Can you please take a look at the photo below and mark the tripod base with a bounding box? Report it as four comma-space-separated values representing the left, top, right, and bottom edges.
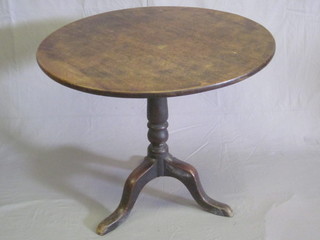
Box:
97, 98, 233, 236
96, 155, 233, 235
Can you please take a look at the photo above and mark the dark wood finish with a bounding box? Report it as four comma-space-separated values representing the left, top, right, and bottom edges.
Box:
37, 7, 275, 98
147, 97, 169, 162
96, 98, 233, 235
36, 6, 275, 236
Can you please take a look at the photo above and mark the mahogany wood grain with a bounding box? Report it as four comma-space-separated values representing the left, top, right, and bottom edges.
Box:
37, 7, 275, 98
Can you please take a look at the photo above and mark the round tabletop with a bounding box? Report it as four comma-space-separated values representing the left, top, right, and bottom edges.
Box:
37, 7, 275, 98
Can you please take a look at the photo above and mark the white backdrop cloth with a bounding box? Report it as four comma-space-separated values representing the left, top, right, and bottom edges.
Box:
1, 0, 320, 239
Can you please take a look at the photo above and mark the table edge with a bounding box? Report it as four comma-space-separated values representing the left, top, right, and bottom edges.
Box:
37, 46, 275, 98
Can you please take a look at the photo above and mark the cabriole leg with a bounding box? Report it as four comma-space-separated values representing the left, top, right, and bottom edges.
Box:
164, 157, 233, 217
96, 158, 158, 235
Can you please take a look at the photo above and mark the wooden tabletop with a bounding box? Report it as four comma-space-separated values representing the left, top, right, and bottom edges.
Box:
37, 7, 275, 98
